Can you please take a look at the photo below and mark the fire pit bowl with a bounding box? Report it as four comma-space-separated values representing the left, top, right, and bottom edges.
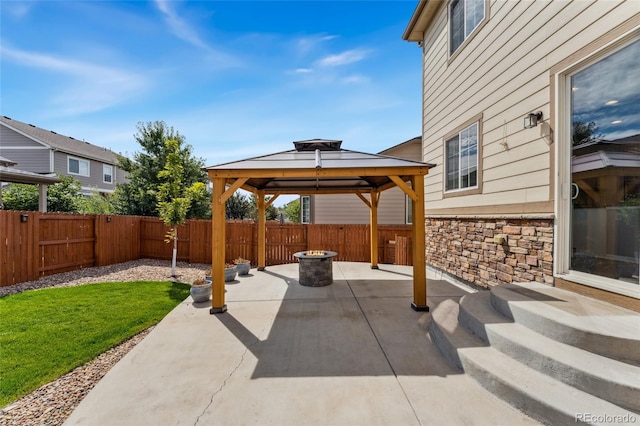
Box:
293, 250, 338, 287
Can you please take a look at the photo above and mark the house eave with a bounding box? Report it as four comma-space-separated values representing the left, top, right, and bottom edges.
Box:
402, 0, 444, 42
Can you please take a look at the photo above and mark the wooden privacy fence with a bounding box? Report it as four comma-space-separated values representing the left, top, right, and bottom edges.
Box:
1, 211, 412, 286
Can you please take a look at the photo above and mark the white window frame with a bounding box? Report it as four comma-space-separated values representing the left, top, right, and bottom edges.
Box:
444, 121, 479, 193
301, 196, 311, 224
405, 195, 413, 225
449, 0, 485, 56
554, 31, 640, 299
103, 164, 113, 184
67, 156, 90, 177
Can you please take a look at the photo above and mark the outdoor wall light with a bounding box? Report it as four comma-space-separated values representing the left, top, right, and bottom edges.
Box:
524, 111, 543, 129
106, 216, 112, 223
20, 214, 28, 223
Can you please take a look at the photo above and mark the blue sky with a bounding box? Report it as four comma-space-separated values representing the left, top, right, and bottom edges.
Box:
1, 1, 422, 179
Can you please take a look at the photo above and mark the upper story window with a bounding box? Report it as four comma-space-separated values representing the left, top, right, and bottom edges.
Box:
445, 121, 479, 192
449, 0, 485, 56
103, 164, 113, 184
68, 156, 89, 177
301, 196, 310, 224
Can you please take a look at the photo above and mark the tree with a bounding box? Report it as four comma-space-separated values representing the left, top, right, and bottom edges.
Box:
2, 184, 39, 211
572, 121, 602, 146
247, 194, 279, 221
282, 199, 301, 223
226, 192, 251, 219
157, 139, 201, 277
113, 121, 208, 217
77, 189, 114, 214
2, 175, 82, 212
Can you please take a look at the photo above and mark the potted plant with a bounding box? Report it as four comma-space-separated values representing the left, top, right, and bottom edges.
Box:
233, 257, 251, 275
190, 277, 211, 303
225, 263, 237, 282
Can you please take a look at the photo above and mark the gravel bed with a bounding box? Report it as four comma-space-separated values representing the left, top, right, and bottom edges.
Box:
0, 259, 210, 426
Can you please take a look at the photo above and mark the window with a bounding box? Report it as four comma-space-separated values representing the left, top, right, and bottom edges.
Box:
445, 121, 478, 192
103, 165, 113, 184
68, 157, 89, 177
449, 0, 485, 55
556, 35, 639, 296
301, 196, 311, 224
406, 196, 413, 225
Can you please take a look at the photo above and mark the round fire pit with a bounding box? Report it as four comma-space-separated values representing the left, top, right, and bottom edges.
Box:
293, 250, 338, 287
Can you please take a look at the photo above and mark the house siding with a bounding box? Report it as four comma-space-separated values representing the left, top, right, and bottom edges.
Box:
0, 127, 51, 172
422, 0, 634, 213
417, 0, 639, 302
53, 151, 117, 193
313, 188, 408, 224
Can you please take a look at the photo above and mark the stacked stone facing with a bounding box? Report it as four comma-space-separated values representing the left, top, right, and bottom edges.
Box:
425, 218, 554, 288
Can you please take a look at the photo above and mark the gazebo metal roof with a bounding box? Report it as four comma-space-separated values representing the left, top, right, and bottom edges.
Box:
205, 139, 434, 194
204, 139, 434, 315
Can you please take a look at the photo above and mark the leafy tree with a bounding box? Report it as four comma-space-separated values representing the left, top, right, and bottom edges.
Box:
282, 199, 301, 223
186, 182, 211, 219
572, 121, 602, 146
77, 189, 114, 214
113, 121, 208, 217
2, 175, 82, 212
157, 139, 203, 277
247, 194, 279, 221
47, 175, 82, 212
2, 184, 39, 211
226, 192, 251, 219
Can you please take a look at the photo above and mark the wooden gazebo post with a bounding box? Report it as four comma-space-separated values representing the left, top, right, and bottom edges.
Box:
211, 177, 227, 313
411, 174, 428, 311
369, 190, 380, 269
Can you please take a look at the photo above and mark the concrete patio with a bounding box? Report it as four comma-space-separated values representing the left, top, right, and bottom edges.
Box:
64, 262, 539, 425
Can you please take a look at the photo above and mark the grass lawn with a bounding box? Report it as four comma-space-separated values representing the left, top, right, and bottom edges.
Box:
0, 281, 190, 407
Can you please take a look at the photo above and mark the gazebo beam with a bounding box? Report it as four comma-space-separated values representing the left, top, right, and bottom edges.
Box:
220, 177, 248, 203
209, 166, 430, 179
411, 174, 428, 311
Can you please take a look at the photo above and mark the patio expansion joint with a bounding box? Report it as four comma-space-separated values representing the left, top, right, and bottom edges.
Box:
343, 274, 423, 426
193, 318, 273, 426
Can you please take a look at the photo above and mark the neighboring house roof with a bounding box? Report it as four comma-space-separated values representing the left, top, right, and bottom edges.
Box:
378, 136, 421, 155
0, 155, 17, 167
0, 116, 119, 165
205, 138, 434, 193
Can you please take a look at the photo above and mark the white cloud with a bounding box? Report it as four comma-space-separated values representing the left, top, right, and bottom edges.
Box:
316, 49, 370, 67
294, 68, 313, 73
154, 0, 209, 50
3, 2, 33, 18
294, 34, 338, 55
1, 44, 149, 116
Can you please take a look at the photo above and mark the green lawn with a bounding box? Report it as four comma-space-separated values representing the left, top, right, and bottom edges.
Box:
0, 281, 190, 407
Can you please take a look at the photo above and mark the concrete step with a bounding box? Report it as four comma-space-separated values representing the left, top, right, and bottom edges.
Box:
459, 292, 640, 412
490, 283, 640, 365
459, 346, 638, 426
428, 298, 487, 370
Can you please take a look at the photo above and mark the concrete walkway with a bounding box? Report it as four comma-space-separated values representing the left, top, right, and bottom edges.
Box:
64, 262, 539, 426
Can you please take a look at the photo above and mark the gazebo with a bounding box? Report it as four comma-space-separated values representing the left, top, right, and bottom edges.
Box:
205, 139, 434, 314
0, 155, 61, 212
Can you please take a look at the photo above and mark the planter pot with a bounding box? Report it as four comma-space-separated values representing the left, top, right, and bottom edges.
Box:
225, 267, 237, 282
190, 283, 211, 303
235, 262, 251, 275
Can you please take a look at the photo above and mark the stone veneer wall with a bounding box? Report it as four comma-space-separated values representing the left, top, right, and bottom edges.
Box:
425, 218, 554, 288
